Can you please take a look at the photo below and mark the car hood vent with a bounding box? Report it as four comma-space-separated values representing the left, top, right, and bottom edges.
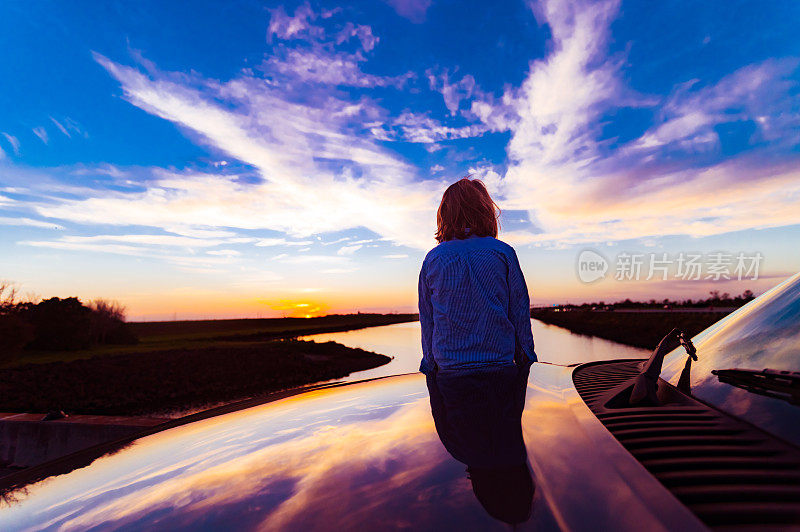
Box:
574, 360, 800, 530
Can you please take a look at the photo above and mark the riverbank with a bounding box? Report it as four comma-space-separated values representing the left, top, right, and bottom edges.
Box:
11, 313, 418, 367
531, 309, 734, 350
0, 339, 391, 416
0, 314, 418, 416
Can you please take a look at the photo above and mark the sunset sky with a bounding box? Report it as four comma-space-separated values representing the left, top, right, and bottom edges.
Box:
2, 0, 800, 320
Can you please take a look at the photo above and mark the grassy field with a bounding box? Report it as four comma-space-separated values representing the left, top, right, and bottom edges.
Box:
0, 339, 391, 416
0, 313, 416, 416
11, 313, 418, 367
531, 309, 734, 350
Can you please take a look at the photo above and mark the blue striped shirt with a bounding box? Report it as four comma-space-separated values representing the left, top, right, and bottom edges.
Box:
418, 234, 537, 374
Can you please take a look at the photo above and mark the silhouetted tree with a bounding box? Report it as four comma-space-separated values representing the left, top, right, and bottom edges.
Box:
0, 281, 35, 361
25, 297, 93, 351
0, 281, 18, 308
1, 286, 138, 354
89, 299, 122, 344
89, 299, 137, 345
544, 290, 757, 313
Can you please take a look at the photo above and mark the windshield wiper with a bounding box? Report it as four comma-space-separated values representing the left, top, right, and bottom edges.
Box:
630, 328, 696, 405
711, 368, 800, 406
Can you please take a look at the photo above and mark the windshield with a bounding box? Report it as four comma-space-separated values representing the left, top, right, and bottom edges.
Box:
661, 272, 800, 447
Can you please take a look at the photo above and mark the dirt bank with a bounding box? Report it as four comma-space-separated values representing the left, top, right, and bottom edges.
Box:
0, 339, 390, 416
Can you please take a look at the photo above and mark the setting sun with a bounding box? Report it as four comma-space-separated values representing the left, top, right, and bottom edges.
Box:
264, 299, 329, 318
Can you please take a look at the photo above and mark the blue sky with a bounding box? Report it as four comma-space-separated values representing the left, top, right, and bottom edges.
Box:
1, 0, 800, 319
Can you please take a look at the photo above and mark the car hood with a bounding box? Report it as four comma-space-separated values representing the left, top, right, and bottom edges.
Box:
0, 362, 704, 532
660, 271, 800, 446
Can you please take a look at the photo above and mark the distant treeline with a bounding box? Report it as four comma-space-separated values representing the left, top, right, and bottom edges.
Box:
531, 309, 732, 350
531, 290, 758, 350
1, 283, 137, 356
541, 290, 756, 311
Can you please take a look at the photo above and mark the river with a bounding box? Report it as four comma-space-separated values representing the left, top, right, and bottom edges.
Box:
300, 319, 649, 382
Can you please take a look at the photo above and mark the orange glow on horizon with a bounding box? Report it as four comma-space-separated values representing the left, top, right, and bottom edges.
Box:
57, 270, 782, 322
262, 299, 330, 318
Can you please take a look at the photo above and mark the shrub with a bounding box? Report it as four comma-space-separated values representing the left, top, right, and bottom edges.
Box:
24, 297, 94, 351
89, 299, 137, 345
0, 284, 140, 353
0, 312, 34, 362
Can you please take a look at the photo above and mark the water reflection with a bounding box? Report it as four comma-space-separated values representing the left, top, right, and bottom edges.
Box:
301, 319, 649, 382
427, 363, 534, 525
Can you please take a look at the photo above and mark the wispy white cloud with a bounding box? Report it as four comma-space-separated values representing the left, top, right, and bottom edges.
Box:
0, 216, 64, 230
506, 0, 625, 170
385, 0, 432, 23
629, 59, 800, 153
206, 249, 241, 256
274, 254, 351, 265
34, 51, 444, 250
56, 234, 238, 247
20, 237, 250, 274
50, 117, 71, 138
45, 117, 88, 140
65, 117, 88, 139
1, 133, 20, 156
375, 112, 488, 143
264, 47, 411, 88
255, 237, 314, 247
267, 3, 322, 42
22, 239, 155, 257
320, 236, 352, 246
6, 6, 443, 261
382, 254, 408, 259
424, 143, 443, 153
18, 0, 800, 261
426, 69, 476, 116
159, 254, 242, 268
264, 3, 399, 89
392, 68, 517, 141
492, 0, 800, 245
336, 243, 363, 255
336, 22, 379, 52
32, 126, 49, 145
17, 232, 256, 265
165, 227, 238, 239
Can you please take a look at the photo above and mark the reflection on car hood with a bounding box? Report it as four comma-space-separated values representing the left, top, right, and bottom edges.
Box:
427, 364, 534, 524
661, 272, 800, 447
1, 359, 710, 531
1, 375, 545, 531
